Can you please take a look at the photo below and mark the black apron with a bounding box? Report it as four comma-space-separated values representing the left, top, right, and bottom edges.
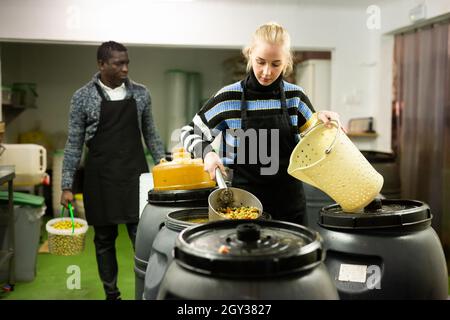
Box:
83, 84, 148, 226
231, 80, 306, 224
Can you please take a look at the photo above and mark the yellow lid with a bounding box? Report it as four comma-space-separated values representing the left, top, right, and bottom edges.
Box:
152, 148, 216, 191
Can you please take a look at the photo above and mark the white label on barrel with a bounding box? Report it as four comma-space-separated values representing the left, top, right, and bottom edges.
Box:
338, 264, 367, 283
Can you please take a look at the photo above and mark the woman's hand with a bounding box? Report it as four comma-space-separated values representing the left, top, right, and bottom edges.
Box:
317, 110, 348, 133
204, 151, 226, 180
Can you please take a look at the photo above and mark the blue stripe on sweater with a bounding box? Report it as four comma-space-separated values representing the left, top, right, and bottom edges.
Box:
225, 115, 302, 129
225, 118, 242, 129
215, 81, 243, 96
224, 132, 239, 146
216, 81, 304, 94
299, 101, 313, 120
290, 115, 298, 126
204, 100, 240, 121
205, 97, 303, 121
215, 80, 303, 96
283, 81, 305, 93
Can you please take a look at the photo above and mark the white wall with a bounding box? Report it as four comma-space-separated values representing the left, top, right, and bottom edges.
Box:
1, 43, 238, 145
0, 0, 369, 48
1, 0, 449, 152
0, 0, 380, 148
380, 0, 450, 33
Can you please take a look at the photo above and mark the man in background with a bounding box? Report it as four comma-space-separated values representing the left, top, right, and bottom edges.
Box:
61, 41, 165, 300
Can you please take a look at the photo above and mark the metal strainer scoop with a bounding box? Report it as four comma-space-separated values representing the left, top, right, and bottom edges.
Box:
208, 168, 263, 221
215, 168, 233, 205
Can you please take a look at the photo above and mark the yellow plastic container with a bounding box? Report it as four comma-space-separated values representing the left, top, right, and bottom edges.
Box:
0, 144, 47, 186
288, 121, 383, 212
152, 148, 216, 191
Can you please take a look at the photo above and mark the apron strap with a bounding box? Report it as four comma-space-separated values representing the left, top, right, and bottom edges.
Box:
94, 83, 107, 101
279, 81, 298, 137
279, 80, 288, 112
240, 80, 248, 122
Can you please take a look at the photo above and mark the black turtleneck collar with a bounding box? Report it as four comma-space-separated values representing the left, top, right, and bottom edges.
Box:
245, 69, 283, 93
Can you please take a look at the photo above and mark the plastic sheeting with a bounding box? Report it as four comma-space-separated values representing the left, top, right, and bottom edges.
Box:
186, 72, 202, 121
164, 71, 188, 151
164, 70, 202, 152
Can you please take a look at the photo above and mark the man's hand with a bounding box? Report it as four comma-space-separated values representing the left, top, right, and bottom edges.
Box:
60, 190, 74, 208
204, 152, 226, 180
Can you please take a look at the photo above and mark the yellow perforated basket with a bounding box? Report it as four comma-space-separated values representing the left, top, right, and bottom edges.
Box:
288, 121, 383, 212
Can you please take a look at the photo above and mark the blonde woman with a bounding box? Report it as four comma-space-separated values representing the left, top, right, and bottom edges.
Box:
181, 22, 340, 224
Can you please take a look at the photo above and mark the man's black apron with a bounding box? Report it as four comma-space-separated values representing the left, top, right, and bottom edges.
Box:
231, 80, 306, 224
83, 84, 148, 226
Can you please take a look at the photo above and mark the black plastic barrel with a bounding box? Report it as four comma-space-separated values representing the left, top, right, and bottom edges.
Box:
361, 151, 401, 199
134, 188, 213, 300
143, 209, 271, 300
317, 199, 448, 299
303, 183, 335, 231
157, 219, 339, 300
143, 208, 208, 300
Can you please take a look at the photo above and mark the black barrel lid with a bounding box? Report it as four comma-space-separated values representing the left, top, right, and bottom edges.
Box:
319, 199, 432, 229
174, 219, 324, 278
360, 150, 396, 163
165, 209, 271, 232
148, 187, 214, 204
166, 208, 209, 232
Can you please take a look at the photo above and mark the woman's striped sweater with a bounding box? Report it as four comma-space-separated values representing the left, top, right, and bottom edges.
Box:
180, 74, 317, 164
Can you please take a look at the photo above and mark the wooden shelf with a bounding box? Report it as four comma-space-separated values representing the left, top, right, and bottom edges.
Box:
347, 132, 378, 138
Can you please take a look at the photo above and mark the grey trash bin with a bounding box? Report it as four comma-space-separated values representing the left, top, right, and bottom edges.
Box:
0, 192, 46, 282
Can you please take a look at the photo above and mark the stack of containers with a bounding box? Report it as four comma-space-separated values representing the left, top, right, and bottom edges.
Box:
165, 70, 187, 151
